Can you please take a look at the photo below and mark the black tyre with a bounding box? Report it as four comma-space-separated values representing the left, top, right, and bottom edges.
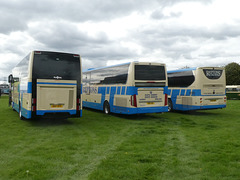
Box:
168, 99, 173, 112
19, 103, 24, 120
8, 91, 12, 107
103, 101, 110, 114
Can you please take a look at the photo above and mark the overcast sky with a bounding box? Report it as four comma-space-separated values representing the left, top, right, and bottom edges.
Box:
1, 0, 240, 82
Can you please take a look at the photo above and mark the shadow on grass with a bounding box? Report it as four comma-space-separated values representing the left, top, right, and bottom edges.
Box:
83, 107, 220, 121
114, 113, 167, 121
172, 110, 219, 116
83, 107, 167, 121
27, 117, 75, 127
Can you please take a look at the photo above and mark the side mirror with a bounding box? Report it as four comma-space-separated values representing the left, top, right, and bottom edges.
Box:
8, 74, 13, 83
14, 77, 19, 82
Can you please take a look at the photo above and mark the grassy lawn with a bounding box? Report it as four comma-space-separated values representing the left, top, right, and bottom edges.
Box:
0, 95, 240, 179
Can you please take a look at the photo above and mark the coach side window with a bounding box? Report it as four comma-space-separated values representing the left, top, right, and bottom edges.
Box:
168, 70, 195, 87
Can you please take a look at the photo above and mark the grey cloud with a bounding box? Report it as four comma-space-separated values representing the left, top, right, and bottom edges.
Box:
0, 14, 27, 34
81, 44, 137, 70
154, 0, 213, 7
199, 48, 240, 59
0, 61, 17, 78
0, 0, 156, 34
29, 21, 110, 51
128, 21, 240, 61
0, 0, 213, 34
134, 23, 240, 47
28, 20, 137, 64
151, 9, 182, 20
151, 10, 165, 20
139, 25, 240, 41
82, 43, 136, 60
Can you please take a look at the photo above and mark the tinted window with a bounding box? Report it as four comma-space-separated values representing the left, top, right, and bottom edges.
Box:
83, 64, 129, 85
135, 65, 166, 80
203, 69, 223, 79
168, 70, 195, 87
32, 51, 80, 81
12, 54, 30, 79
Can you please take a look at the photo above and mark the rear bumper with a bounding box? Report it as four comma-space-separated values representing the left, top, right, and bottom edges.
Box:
174, 104, 226, 111
36, 109, 82, 118
13, 102, 82, 119
120, 106, 169, 114
36, 110, 77, 116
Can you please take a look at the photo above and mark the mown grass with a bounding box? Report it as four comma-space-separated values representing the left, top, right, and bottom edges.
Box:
0, 95, 240, 179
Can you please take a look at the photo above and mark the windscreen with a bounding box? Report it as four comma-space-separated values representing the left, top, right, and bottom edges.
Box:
135, 65, 166, 80
32, 51, 80, 80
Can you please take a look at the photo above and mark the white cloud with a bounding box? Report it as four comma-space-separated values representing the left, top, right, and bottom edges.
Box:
166, 0, 240, 27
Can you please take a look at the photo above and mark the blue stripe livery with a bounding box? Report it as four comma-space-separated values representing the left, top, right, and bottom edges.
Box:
168, 88, 226, 111
83, 86, 168, 114
13, 81, 80, 119
37, 82, 77, 86
83, 101, 168, 114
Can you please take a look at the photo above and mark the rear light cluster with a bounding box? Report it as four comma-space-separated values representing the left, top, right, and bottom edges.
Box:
34, 51, 41, 54
165, 94, 168, 106
32, 98, 36, 111
131, 95, 137, 107
224, 97, 227, 103
200, 98, 203, 104
73, 54, 80, 58
77, 98, 81, 111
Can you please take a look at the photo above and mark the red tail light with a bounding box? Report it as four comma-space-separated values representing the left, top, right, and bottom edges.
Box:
32, 98, 36, 111
73, 54, 80, 58
165, 94, 168, 106
77, 98, 80, 111
34, 51, 41, 54
131, 95, 137, 107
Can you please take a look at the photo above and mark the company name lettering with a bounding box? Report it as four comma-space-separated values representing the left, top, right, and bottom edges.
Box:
206, 70, 221, 77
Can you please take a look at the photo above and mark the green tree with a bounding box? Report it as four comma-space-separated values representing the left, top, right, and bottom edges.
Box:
225, 62, 240, 85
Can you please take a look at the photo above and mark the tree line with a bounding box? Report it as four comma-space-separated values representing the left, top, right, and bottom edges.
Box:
225, 62, 240, 85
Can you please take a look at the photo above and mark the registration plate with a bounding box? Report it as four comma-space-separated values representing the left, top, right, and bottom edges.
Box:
147, 102, 155, 105
210, 99, 216, 102
51, 104, 63, 108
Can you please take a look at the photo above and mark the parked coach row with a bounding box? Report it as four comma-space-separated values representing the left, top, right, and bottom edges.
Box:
8, 50, 227, 120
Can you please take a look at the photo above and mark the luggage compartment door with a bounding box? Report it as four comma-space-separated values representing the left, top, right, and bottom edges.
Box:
36, 79, 77, 112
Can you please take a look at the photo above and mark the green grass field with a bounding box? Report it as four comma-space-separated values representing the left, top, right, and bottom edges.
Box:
0, 95, 240, 180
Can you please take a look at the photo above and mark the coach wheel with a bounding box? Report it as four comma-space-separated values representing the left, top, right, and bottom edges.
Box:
168, 99, 173, 112
8, 91, 12, 107
103, 101, 110, 114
